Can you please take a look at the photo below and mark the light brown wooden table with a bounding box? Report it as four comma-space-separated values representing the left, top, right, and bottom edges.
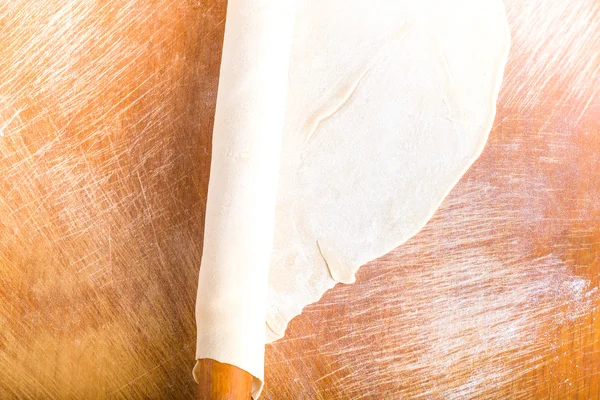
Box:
0, 0, 598, 398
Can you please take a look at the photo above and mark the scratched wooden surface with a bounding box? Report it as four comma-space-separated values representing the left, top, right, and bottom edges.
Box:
0, 0, 598, 399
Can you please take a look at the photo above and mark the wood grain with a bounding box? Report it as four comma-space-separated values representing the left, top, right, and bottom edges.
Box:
0, 0, 598, 399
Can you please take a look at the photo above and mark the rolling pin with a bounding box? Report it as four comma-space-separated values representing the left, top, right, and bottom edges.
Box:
197, 359, 253, 400
194, 0, 296, 398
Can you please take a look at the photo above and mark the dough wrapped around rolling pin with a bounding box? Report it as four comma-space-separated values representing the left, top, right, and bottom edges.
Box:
193, 0, 296, 397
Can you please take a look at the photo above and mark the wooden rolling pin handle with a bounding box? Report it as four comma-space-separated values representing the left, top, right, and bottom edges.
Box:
197, 359, 254, 400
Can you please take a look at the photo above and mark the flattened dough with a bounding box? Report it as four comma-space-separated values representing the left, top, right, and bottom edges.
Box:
265, 0, 510, 342
195, 0, 510, 398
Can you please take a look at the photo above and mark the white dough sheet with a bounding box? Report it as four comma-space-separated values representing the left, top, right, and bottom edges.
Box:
194, 0, 510, 397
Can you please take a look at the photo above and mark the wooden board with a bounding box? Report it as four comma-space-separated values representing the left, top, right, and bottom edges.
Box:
0, 0, 598, 398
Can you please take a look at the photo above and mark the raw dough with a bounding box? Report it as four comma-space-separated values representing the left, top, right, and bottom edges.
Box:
194, 0, 296, 397
195, 0, 510, 398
